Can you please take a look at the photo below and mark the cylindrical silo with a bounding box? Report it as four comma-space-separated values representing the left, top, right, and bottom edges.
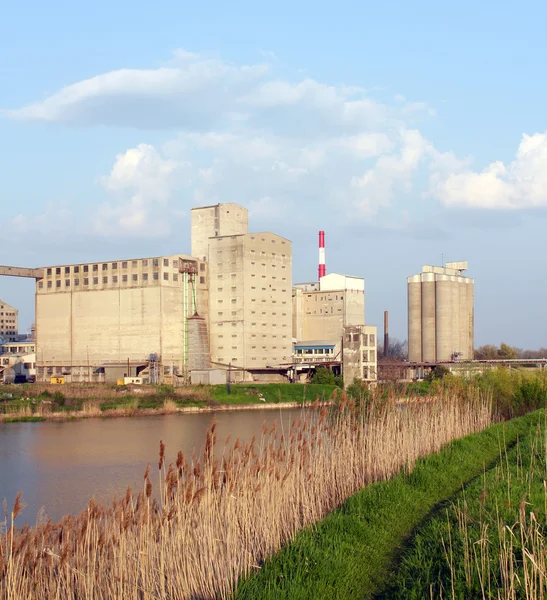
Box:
466, 280, 474, 359
435, 275, 452, 362
407, 275, 422, 362
450, 276, 460, 358
458, 279, 468, 361
421, 272, 436, 362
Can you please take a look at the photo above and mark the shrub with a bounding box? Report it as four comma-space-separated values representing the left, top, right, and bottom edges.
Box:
311, 367, 336, 385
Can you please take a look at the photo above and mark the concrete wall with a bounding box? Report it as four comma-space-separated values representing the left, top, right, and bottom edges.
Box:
35, 254, 209, 380
407, 275, 422, 362
208, 232, 292, 370
296, 288, 365, 342
191, 203, 248, 261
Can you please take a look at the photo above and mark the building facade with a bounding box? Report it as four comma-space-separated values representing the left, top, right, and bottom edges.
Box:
407, 262, 474, 363
0, 341, 36, 383
342, 325, 378, 385
0, 300, 18, 341
35, 255, 208, 382
208, 232, 293, 376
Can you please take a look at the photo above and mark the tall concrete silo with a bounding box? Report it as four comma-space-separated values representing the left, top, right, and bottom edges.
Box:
407, 262, 474, 364
435, 274, 453, 362
407, 274, 422, 362
421, 272, 436, 362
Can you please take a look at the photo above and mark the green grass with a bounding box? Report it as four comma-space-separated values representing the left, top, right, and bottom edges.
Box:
211, 383, 339, 405
233, 411, 544, 600
381, 414, 547, 599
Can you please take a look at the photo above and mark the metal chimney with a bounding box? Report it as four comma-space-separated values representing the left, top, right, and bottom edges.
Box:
384, 311, 389, 358
318, 230, 326, 279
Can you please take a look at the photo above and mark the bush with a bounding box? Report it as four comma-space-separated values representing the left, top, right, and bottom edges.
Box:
311, 367, 336, 385
52, 391, 66, 405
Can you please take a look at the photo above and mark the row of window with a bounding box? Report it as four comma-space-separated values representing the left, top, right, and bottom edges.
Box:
39, 274, 206, 289
294, 348, 335, 355
45, 260, 206, 276
345, 333, 376, 345
0, 311, 16, 316
216, 334, 288, 339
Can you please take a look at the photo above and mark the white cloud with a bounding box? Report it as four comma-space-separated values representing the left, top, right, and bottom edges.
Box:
96, 144, 189, 236
434, 132, 547, 209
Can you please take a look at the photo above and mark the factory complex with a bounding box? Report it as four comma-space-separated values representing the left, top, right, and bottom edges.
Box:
0, 202, 379, 386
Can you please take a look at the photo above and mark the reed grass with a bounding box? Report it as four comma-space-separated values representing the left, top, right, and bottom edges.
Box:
0, 392, 491, 600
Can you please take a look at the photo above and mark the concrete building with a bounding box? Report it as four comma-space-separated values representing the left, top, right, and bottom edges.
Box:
34, 254, 209, 382
0, 341, 36, 383
407, 262, 474, 363
292, 271, 377, 385
208, 231, 293, 378
0, 300, 18, 341
293, 274, 365, 342
342, 325, 378, 384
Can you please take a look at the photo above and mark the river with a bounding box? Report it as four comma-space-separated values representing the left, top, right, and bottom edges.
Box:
0, 408, 305, 525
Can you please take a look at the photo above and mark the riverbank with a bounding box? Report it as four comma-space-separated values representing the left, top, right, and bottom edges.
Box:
0, 382, 341, 422
233, 410, 543, 599
0, 395, 491, 599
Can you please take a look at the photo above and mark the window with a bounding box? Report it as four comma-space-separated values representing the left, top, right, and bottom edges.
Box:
93, 264, 98, 272
163, 273, 169, 281
74, 279, 80, 286
153, 272, 159, 280
143, 273, 148, 281
74, 266, 79, 274
173, 273, 178, 281
163, 258, 169, 266
132, 260, 138, 267
122, 261, 128, 268
47, 281, 52, 288
47, 268, 52, 275
132, 274, 138, 282
84, 278, 89, 286
102, 264, 108, 271
142, 259, 148, 267
83, 265, 89, 273
172, 260, 178, 268
112, 276, 118, 283
363, 334, 368, 346
152, 259, 159, 267
56, 281, 61, 288
122, 275, 128, 282
370, 334, 375, 345
200, 277, 205, 284
112, 262, 117, 269
93, 277, 98, 285
200, 263, 205, 272
102, 276, 108, 284
353, 334, 360, 342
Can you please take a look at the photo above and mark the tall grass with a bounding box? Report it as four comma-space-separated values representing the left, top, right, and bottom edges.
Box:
0, 392, 491, 600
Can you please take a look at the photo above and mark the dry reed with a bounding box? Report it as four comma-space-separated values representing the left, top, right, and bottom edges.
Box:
0, 392, 491, 600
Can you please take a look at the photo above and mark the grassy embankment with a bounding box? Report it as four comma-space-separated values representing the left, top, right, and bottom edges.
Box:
0, 382, 341, 422
234, 410, 545, 600
382, 412, 547, 599
0, 392, 490, 599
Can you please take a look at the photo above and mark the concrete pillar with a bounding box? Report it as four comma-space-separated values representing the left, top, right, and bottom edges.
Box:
407, 275, 422, 362
421, 273, 436, 362
466, 280, 474, 359
450, 276, 460, 357
435, 275, 452, 362
187, 315, 210, 372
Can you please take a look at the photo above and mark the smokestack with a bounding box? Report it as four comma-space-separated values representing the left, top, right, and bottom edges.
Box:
384, 311, 389, 358
318, 230, 326, 280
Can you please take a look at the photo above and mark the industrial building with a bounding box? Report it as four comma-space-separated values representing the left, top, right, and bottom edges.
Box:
291, 232, 377, 385
0, 340, 36, 383
0, 299, 19, 342
0, 207, 380, 386
407, 262, 474, 363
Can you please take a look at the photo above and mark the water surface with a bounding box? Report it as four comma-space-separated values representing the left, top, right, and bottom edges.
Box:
0, 408, 304, 525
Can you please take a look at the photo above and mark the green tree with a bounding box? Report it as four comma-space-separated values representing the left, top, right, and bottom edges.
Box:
311, 366, 335, 385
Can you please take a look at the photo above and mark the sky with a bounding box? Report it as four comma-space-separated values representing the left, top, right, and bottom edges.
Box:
1, 0, 547, 349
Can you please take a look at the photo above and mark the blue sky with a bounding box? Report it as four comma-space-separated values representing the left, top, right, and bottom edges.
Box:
1, 0, 547, 348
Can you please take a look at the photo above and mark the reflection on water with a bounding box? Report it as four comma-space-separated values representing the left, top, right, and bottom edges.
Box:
0, 408, 304, 525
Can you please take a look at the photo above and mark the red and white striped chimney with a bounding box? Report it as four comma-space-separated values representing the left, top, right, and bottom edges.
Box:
318, 230, 326, 280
